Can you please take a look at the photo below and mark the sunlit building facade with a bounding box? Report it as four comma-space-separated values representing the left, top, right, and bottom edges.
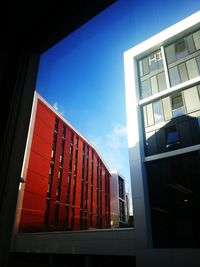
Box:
124, 10, 200, 263
16, 92, 111, 232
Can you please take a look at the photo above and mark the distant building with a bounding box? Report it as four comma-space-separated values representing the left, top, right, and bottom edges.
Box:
15, 92, 111, 232
124, 10, 200, 266
110, 171, 126, 227
125, 192, 130, 223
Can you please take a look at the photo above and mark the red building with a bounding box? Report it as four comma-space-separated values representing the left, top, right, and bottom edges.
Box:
16, 92, 111, 232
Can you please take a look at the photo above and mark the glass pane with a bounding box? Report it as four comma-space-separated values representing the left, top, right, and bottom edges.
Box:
151, 76, 158, 95
143, 106, 148, 127
171, 94, 185, 117
186, 58, 199, 79
165, 44, 176, 64
183, 86, 200, 113
165, 124, 179, 148
153, 100, 164, 123
193, 30, 200, 50
143, 57, 150, 75
139, 60, 143, 76
162, 97, 172, 121
146, 103, 154, 126
169, 66, 180, 87
196, 56, 200, 73
149, 53, 158, 72
157, 71, 167, 92
186, 34, 196, 54
141, 79, 151, 99
167, 131, 179, 144
175, 39, 188, 59
178, 62, 188, 83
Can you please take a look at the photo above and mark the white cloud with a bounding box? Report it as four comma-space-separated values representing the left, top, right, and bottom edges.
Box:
106, 124, 127, 149
53, 102, 58, 110
53, 101, 65, 116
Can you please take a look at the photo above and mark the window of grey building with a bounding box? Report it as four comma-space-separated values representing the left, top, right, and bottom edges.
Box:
151, 76, 159, 94
197, 56, 200, 72
119, 200, 125, 222
165, 29, 200, 87
178, 63, 189, 83
118, 177, 124, 199
165, 125, 179, 148
171, 94, 185, 118
183, 86, 200, 113
186, 58, 199, 79
193, 30, 200, 50
139, 50, 163, 77
169, 66, 180, 87
175, 39, 188, 60
153, 100, 164, 123
162, 97, 172, 121
146, 152, 200, 248
139, 49, 165, 99
141, 78, 151, 98
157, 71, 167, 91
146, 103, 154, 126
143, 106, 148, 127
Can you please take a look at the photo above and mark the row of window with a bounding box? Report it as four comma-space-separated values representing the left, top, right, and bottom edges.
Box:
165, 29, 200, 64
139, 49, 163, 77
169, 55, 200, 87
46, 118, 110, 229
138, 28, 200, 100
140, 71, 167, 99
143, 85, 200, 128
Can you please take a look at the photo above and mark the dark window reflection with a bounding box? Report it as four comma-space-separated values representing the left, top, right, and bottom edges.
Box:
147, 151, 200, 248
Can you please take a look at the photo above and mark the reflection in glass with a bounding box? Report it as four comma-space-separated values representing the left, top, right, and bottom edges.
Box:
171, 94, 185, 118
153, 100, 164, 123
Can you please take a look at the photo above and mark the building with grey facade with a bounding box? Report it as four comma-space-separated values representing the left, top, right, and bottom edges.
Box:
124, 10, 200, 266
110, 171, 127, 228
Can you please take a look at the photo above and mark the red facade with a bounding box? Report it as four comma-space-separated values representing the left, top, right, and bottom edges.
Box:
18, 93, 111, 232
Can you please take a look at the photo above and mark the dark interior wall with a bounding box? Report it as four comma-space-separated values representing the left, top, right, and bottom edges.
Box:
0, 2, 116, 267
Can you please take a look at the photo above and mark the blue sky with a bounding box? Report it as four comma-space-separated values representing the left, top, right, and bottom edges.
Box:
36, 0, 200, 205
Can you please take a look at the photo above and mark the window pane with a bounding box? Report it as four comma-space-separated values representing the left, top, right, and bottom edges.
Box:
146, 103, 154, 126
196, 56, 200, 73
151, 76, 158, 95
139, 60, 143, 77
198, 85, 200, 96
175, 39, 188, 59
165, 44, 176, 64
143, 106, 148, 127
149, 53, 158, 72
165, 125, 179, 148
145, 131, 157, 156
142, 58, 149, 75
171, 94, 185, 118
186, 34, 196, 54
157, 71, 167, 92
178, 62, 188, 83
169, 66, 180, 87
162, 97, 172, 121
193, 30, 200, 50
183, 86, 200, 113
141, 79, 151, 99
186, 58, 199, 79
153, 100, 164, 123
